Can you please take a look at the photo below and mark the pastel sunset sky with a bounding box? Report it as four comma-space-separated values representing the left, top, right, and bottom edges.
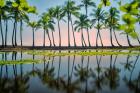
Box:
1, 0, 140, 46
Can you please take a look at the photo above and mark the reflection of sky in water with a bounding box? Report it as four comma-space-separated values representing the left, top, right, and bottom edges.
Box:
0, 51, 140, 93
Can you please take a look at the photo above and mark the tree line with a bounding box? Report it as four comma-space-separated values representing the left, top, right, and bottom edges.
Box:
0, 0, 140, 47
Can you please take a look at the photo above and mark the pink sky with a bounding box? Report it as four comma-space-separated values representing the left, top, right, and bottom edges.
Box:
21, 24, 137, 46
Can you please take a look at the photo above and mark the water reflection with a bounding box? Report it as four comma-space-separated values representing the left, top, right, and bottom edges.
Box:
0, 51, 140, 93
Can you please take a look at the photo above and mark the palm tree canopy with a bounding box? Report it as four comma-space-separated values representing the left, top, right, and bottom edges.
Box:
105, 7, 120, 29
120, 1, 139, 15
39, 13, 55, 31
63, 0, 80, 18
68, 0, 80, 18
5, 0, 36, 22
74, 14, 91, 32
90, 7, 107, 29
80, 0, 96, 8
53, 6, 64, 21
27, 21, 40, 31
99, 0, 111, 7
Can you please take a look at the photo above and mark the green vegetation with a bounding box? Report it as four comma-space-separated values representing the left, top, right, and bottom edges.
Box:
26, 50, 140, 56
0, 59, 51, 65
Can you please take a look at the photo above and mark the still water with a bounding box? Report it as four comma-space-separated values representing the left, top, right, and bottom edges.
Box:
0, 51, 140, 93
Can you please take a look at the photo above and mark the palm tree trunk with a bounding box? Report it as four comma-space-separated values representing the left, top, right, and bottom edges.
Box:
43, 29, 46, 47
14, 19, 17, 46
70, 14, 76, 47
110, 28, 114, 47
113, 29, 122, 47
58, 20, 61, 47
82, 29, 86, 47
134, 30, 140, 45
32, 28, 35, 47
68, 13, 70, 47
81, 29, 84, 46
51, 31, 55, 47
127, 34, 132, 47
85, 6, 91, 47
98, 29, 103, 47
96, 30, 99, 47
46, 30, 52, 47
86, 29, 91, 47
0, 16, 4, 47
20, 20, 23, 47
12, 20, 15, 47
5, 19, 8, 47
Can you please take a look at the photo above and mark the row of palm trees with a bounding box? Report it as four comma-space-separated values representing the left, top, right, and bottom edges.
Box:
0, 0, 140, 47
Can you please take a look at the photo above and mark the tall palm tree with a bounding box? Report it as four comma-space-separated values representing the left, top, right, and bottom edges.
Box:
63, 0, 71, 47
68, 0, 80, 47
106, 7, 122, 47
20, 5, 36, 47
74, 14, 90, 47
45, 19, 55, 47
40, 13, 55, 47
11, 0, 21, 47
27, 21, 40, 47
3, 13, 10, 47
47, 8, 56, 47
80, 0, 96, 47
0, 0, 5, 47
120, 2, 139, 46
91, 7, 107, 47
53, 6, 64, 47
40, 13, 49, 47
19, 14, 30, 47
10, 0, 36, 47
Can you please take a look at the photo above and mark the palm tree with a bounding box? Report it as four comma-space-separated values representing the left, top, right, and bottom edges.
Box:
0, 0, 5, 47
11, 0, 21, 47
80, 0, 96, 47
106, 7, 122, 47
27, 21, 40, 47
19, 14, 30, 47
74, 14, 90, 47
10, 0, 36, 47
47, 8, 56, 47
68, 0, 80, 47
91, 7, 107, 47
20, 4, 36, 47
63, 0, 71, 47
104, 55, 120, 90
120, 2, 139, 46
3, 13, 10, 47
40, 13, 49, 47
53, 6, 64, 47
40, 13, 55, 47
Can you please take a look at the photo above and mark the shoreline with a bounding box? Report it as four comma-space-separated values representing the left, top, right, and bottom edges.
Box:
0, 45, 140, 51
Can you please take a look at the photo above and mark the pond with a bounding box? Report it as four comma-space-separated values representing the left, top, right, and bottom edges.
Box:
0, 50, 140, 93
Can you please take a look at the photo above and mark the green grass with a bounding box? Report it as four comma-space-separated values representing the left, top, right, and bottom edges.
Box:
0, 59, 51, 65
26, 50, 140, 56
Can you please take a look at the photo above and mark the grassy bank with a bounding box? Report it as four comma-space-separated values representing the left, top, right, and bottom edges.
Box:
0, 59, 51, 65
26, 50, 140, 56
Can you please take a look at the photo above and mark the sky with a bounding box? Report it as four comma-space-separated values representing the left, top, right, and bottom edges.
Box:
1, 0, 140, 46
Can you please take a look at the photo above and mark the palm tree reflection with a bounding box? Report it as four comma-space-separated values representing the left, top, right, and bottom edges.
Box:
123, 54, 140, 93
104, 55, 120, 90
